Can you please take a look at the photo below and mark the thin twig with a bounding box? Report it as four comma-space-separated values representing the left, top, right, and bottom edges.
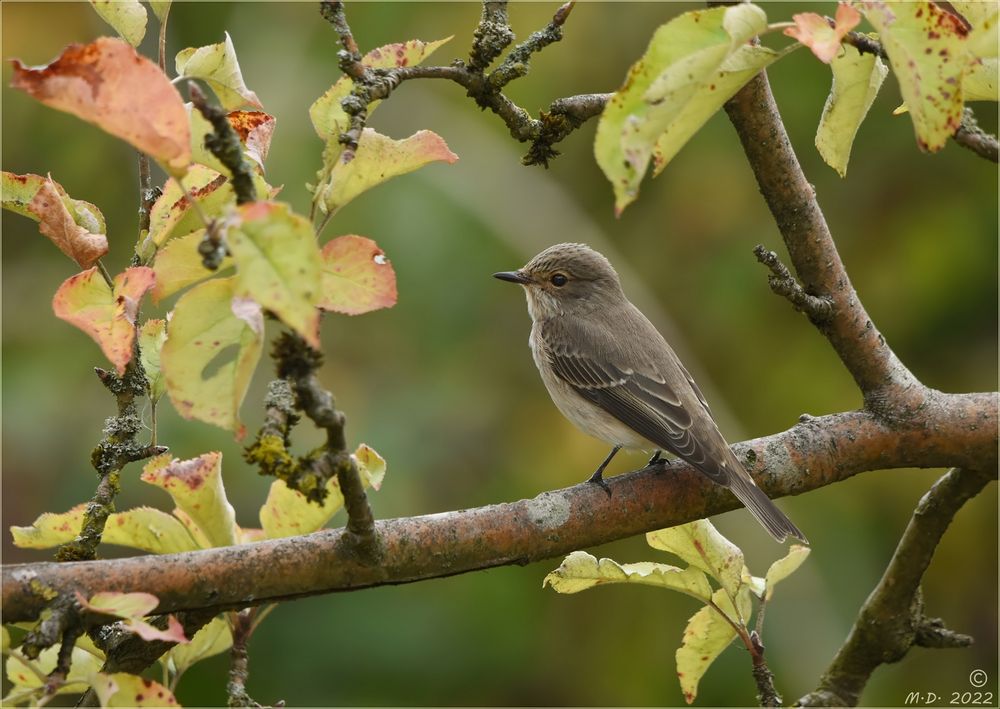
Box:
56, 359, 166, 562
952, 107, 999, 162
753, 245, 833, 322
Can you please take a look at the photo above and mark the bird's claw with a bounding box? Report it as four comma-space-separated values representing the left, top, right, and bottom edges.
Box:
587, 471, 612, 498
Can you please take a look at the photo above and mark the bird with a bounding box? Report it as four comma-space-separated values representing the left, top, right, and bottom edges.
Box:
494, 242, 806, 543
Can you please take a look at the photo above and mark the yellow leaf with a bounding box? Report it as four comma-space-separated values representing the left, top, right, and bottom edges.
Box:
141, 452, 238, 547
543, 550, 713, 601
160, 277, 263, 435
228, 201, 322, 347
815, 43, 888, 176
89, 0, 147, 47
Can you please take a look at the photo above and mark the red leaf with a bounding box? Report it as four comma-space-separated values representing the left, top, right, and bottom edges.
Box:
785, 3, 861, 64
318, 235, 398, 315
52, 266, 156, 374
28, 176, 108, 267
11, 37, 190, 171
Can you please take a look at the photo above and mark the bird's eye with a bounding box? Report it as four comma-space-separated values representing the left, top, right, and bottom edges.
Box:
550, 273, 568, 287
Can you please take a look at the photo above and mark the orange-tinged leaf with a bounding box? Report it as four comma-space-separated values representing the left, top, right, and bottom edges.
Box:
785, 3, 861, 63
141, 452, 238, 547
124, 615, 188, 644
2, 172, 109, 268
52, 266, 156, 374
228, 110, 276, 168
860, 1, 969, 151
160, 277, 263, 436
229, 201, 322, 347
318, 235, 397, 315
317, 128, 458, 216
10, 38, 190, 171
31, 178, 109, 268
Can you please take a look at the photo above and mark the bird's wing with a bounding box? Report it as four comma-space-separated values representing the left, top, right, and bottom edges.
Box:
545, 341, 730, 485
541, 313, 807, 543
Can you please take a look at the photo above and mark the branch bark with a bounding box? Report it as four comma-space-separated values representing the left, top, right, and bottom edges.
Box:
798, 467, 993, 707
4, 393, 995, 623
724, 71, 926, 417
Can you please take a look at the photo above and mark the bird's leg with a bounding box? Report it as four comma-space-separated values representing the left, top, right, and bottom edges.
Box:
646, 450, 663, 468
586, 445, 620, 497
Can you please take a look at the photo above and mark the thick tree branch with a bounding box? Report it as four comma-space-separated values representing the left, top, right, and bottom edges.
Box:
4, 392, 995, 623
797, 467, 994, 707
724, 71, 925, 417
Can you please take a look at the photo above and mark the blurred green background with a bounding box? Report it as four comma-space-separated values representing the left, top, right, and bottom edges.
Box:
3, 2, 997, 706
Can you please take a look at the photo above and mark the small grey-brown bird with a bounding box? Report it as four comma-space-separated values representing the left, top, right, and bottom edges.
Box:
494, 242, 806, 543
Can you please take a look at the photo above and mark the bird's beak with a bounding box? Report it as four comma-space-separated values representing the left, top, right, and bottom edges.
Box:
493, 270, 532, 285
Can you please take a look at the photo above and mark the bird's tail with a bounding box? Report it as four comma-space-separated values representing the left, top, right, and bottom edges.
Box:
726, 465, 808, 544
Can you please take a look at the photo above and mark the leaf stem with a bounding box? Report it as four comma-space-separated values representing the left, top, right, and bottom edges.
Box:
96, 259, 115, 288
158, 3, 171, 73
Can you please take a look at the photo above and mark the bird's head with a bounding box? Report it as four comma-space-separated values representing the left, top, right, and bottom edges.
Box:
493, 243, 625, 320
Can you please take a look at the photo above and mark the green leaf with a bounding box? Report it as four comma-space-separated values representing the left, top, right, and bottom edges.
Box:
260, 443, 386, 539
315, 128, 458, 217
859, 1, 969, 152
52, 266, 156, 375
2, 172, 108, 268
11, 504, 199, 554
138, 319, 168, 403
676, 587, 752, 704
141, 452, 238, 547
89, 0, 147, 47
175, 32, 262, 111
318, 235, 398, 315
815, 43, 888, 177
151, 228, 233, 303
10, 38, 190, 172
162, 616, 231, 676
160, 277, 263, 435
647, 520, 744, 600
594, 4, 778, 215
228, 201, 322, 347
543, 550, 713, 601
149, 0, 171, 23
310, 36, 453, 141
91, 672, 179, 707
763, 543, 810, 601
